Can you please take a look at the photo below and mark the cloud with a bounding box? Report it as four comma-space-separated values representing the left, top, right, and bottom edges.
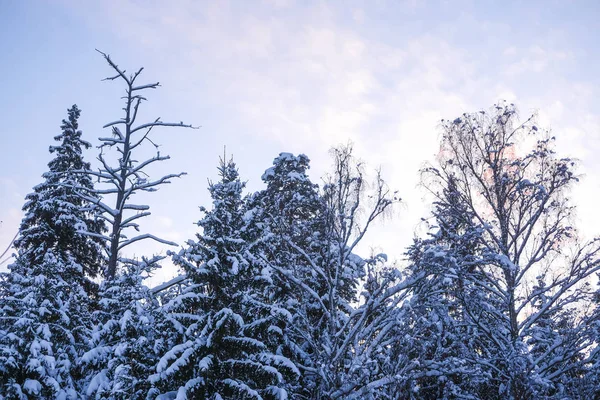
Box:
505, 46, 571, 77
58, 0, 600, 270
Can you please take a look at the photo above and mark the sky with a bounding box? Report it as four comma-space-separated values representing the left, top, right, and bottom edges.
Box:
1, 0, 599, 287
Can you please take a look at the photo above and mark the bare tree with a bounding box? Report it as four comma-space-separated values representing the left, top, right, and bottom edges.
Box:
417, 102, 600, 398
79, 50, 197, 279
0, 231, 17, 267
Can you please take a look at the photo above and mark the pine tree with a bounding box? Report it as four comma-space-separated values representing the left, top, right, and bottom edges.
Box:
14, 104, 105, 284
247, 152, 325, 397
150, 157, 298, 399
524, 279, 589, 397
252, 147, 402, 399
252, 152, 325, 302
0, 254, 92, 399
0, 105, 103, 399
585, 285, 600, 398
81, 257, 161, 400
398, 176, 487, 399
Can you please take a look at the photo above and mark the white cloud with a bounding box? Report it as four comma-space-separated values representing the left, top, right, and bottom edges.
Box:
505, 46, 571, 76
54, 0, 600, 272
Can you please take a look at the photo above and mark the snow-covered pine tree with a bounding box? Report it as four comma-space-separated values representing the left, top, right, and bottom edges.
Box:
417, 102, 600, 399
252, 152, 324, 297
0, 253, 92, 399
524, 279, 589, 397
252, 146, 405, 399
78, 51, 195, 280
246, 152, 324, 397
13, 104, 105, 285
398, 176, 489, 399
150, 157, 298, 399
584, 282, 600, 398
81, 256, 162, 400
0, 105, 104, 398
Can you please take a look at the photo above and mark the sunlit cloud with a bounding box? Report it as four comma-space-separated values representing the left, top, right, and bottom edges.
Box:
2, 1, 599, 285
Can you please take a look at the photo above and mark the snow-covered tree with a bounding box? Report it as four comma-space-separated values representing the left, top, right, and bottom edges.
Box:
13, 104, 105, 284
0, 253, 92, 399
79, 51, 195, 279
250, 153, 324, 310
583, 285, 600, 398
253, 146, 405, 399
150, 157, 298, 399
414, 103, 600, 398
397, 176, 489, 399
81, 257, 162, 400
0, 105, 103, 398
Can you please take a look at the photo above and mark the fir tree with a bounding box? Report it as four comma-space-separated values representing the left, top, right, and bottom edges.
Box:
81, 257, 161, 400
14, 104, 105, 283
253, 147, 402, 399
399, 176, 487, 399
0, 105, 103, 399
248, 152, 325, 396
150, 157, 298, 399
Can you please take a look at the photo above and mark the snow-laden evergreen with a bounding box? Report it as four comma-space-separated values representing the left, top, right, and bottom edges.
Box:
150, 157, 298, 399
398, 176, 491, 398
3, 90, 600, 400
13, 104, 105, 285
0, 253, 91, 399
81, 257, 161, 400
0, 105, 103, 399
251, 147, 406, 399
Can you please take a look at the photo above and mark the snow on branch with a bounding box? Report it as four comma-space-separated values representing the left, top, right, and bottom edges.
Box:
130, 120, 198, 135
131, 82, 160, 91
150, 274, 187, 295
117, 233, 179, 251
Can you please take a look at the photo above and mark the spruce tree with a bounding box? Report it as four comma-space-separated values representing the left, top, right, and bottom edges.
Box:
248, 153, 325, 396
0, 105, 104, 398
81, 257, 161, 400
150, 157, 298, 399
252, 148, 401, 399
14, 104, 105, 283
399, 176, 487, 399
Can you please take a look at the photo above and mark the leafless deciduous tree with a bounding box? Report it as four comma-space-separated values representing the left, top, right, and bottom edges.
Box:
419, 102, 600, 398
78, 51, 197, 279
0, 231, 17, 267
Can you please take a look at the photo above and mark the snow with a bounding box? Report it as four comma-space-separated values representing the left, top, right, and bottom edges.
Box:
86, 370, 110, 396
23, 379, 42, 395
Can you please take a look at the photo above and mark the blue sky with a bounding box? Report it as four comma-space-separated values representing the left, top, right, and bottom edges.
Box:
1, 0, 599, 285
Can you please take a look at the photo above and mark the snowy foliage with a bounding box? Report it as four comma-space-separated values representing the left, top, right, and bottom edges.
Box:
0, 105, 101, 398
250, 146, 406, 399
150, 157, 298, 399
14, 104, 105, 285
81, 257, 161, 400
0, 253, 91, 399
402, 103, 600, 399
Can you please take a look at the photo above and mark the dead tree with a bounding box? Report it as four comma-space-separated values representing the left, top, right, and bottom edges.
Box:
79, 50, 197, 279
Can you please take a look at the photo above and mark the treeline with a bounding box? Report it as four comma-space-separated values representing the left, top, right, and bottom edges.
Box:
1, 53, 600, 400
